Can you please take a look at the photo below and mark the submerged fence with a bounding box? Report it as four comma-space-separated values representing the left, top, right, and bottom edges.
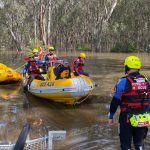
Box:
0, 130, 66, 150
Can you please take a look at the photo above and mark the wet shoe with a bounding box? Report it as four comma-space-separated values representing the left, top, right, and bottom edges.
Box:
23, 85, 29, 92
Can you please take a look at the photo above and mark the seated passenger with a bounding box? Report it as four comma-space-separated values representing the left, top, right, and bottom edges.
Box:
45, 46, 58, 66
23, 53, 45, 91
55, 59, 71, 80
72, 52, 89, 76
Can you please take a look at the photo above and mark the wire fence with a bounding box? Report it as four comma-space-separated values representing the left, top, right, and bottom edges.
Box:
0, 131, 66, 150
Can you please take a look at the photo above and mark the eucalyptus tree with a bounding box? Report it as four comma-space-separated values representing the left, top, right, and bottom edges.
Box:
0, 0, 149, 54
109, 0, 150, 52
50, 0, 118, 52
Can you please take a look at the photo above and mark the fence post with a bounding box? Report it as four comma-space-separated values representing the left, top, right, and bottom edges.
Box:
48, 131, 66, 150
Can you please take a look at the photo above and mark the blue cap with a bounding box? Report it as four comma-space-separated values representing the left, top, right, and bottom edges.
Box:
63, 59, 69, 64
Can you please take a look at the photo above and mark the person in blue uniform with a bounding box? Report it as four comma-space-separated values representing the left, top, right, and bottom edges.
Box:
108, 56, 150, 150
23, 53, 46, 91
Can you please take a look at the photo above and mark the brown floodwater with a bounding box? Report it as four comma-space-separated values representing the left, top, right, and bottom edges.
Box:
0, 53, 150, 149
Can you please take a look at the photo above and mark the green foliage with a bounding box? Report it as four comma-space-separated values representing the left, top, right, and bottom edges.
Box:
1, 0, 149, 53
111, 41, 137, 53
109, 0, 149, 52
26, 39, 45, 52
76, 44, 91, 52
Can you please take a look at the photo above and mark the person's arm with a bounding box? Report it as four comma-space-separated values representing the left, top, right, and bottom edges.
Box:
147, 80, 150, 112
23, 63, 28, 80
108, 78, 126, 125
74, 61, 80, 75
68, 66, 71, 78
36, 60, 46, 65
45, 54, 49, 61
55, 66, 62, 79
108, 97, 120, 119
53, 54, 59, 60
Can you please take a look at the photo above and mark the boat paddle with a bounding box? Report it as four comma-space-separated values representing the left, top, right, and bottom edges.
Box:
14, 123, 30, 150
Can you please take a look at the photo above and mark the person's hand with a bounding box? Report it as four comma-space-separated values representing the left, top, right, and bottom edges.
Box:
108, 119, 114, 125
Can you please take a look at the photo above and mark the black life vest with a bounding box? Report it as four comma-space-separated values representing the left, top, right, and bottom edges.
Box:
120, 75, 150, 112
55, 64, 70, 78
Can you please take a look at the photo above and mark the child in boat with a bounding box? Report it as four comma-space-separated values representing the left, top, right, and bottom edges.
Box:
55, 59, 71, 80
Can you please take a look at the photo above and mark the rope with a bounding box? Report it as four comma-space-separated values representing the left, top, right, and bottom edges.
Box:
74, 83, 97, 105
15, 63, 26, 71
74, 91, 93, 105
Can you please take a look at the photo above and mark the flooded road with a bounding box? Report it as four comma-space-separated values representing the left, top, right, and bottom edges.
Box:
0, 53, 150, 149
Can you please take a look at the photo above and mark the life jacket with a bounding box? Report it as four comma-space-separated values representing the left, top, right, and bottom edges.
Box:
46, 53, 58, 62
120, 75, 150, 112
27, 61, 40, 75
72, 57, 84, 72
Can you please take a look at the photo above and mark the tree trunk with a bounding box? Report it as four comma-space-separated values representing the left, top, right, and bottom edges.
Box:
31, 0, 37, 42
39, 0, 46, 45
8, 27, 22, 52
47, 0, 52, 45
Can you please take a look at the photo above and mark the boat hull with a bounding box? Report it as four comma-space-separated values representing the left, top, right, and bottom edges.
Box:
28, 76, 95, 104
0, 63, 22, 83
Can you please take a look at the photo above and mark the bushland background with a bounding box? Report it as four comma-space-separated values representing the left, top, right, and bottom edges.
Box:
0, 0, 149, 57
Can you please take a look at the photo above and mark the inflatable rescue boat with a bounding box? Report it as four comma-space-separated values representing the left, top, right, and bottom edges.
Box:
0, 63, 22, 83
27, 67, 95, 105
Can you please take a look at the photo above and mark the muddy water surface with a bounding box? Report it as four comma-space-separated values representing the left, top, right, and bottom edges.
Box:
0, 53, 150, 149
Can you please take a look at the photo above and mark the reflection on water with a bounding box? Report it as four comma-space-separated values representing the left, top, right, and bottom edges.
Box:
55, 124, 119, 150
0, 84, 21, 100
0, 54, 150, 149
